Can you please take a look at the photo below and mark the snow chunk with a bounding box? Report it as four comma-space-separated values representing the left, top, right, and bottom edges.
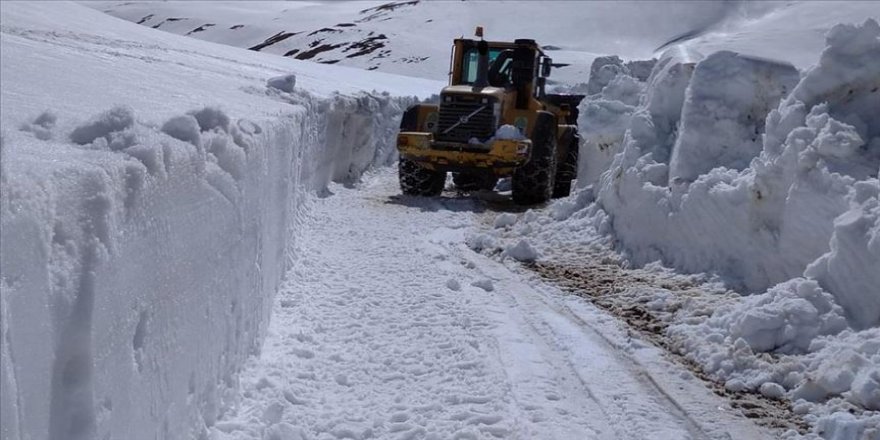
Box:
503, 239, 539, 262
161, 114, 201, 146
793, 347, 870, 401
70, 106, 135, 145
759, 382, 786, 400
806, 178, 880, 329
466, 233, 498, 253
586, 56, 628, 95
815, 412, 880, 440
19, 110, 57, 140
851, 367, 880, 410
578, 98, 636, 187
493, 124, 524, 141
669, 51, 799, 183
267, 74, 297, 93
789, 19, 880, 143
471, 279, 494, 292
725, 279, 847, 354
189, 106, 230, 133
493, 213, 517, 229
601, 74, 644, 106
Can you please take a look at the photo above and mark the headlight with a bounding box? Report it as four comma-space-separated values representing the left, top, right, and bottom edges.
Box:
425, 112, 438, 132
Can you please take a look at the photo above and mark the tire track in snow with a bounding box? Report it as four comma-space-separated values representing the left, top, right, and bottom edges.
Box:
214, 169, 772, 440
443, 242, 706, 440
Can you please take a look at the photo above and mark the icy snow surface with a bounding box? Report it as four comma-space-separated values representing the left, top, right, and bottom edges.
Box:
209, 170, 774, 440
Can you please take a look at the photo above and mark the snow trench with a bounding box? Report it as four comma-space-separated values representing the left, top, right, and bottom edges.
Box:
0, 88, 414, 440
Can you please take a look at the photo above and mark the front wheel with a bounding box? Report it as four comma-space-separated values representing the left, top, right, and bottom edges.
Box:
399, 158, 445, 196
512, 112, 557, 205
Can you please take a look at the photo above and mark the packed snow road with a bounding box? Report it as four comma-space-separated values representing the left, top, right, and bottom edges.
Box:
210, 169, 774, 440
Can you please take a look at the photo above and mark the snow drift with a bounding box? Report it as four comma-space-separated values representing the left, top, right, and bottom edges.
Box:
584, 18, 880, 328
0, 87, 413, 440
562, 17, 880, 436
0, 3, 426, 439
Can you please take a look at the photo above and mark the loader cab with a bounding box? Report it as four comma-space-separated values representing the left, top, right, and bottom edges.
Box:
448, 38, 553, 105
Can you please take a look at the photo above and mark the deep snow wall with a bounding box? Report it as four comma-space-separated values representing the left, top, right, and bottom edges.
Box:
581, 19, 880, 326
0, 91, 413, 440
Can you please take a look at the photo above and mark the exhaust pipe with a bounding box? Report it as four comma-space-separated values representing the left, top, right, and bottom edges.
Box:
474, 30, 489, 88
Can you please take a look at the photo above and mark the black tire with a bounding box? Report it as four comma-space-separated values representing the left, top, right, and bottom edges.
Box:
399, 158, 445, 196
553, 129, 580, 198
512, 112, 557, 205
452, 172, 499, 191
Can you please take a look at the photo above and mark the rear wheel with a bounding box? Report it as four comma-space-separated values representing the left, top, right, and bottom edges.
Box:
553, 129, 579, 198
453, 172, 499, 191
512, 112, 557, 205
399, 158, 445, 196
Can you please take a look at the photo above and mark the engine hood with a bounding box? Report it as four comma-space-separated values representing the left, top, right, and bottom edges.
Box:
441, 85, 506, 101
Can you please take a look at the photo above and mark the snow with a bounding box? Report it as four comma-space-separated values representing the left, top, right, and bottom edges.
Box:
668, 50, 800, 183
806, 179, 880, 330
266, 74, 297, 93
1, 2, 436, 438
89, 1, 879, 89
492, 124, 525, 141
579, 18, 879, 302
499, 16, 880, 437
208, 172, 773, 440
4, 1, 880, 439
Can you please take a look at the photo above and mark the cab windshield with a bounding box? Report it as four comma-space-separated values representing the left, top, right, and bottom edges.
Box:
459, 48, 513, 86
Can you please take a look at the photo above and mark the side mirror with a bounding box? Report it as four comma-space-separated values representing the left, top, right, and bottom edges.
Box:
540, 57, 552, 77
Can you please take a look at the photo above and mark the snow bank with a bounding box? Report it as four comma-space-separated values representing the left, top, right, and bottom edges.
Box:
806, 179, 880, 330
668, 51, 800, 183
587, 19, 879, 309
0, 3, 419, 438
543, 18, 880, 436
0, 90, 412, 440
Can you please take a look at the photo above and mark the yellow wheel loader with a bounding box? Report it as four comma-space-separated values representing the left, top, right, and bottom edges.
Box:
396, 27, 583, 205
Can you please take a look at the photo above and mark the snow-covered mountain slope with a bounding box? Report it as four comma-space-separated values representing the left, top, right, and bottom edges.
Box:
88, 0, 879, 86
0, 2, 439, 439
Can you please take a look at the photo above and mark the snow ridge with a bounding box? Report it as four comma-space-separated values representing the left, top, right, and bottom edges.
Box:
556, 18, 880, 436
1, 70, 414, 440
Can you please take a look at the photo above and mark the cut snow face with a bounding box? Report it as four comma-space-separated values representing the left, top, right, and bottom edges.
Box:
0, 2, 425, 439
668, 51, 800, 184
581, 18, 880, 310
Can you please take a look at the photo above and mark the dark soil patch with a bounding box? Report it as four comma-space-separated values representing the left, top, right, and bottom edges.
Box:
295, 43, 345, 61
526, 259, 810, 434
344, 34, 388, 58
249, 31, 302, 52
186, 23, 215, 36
